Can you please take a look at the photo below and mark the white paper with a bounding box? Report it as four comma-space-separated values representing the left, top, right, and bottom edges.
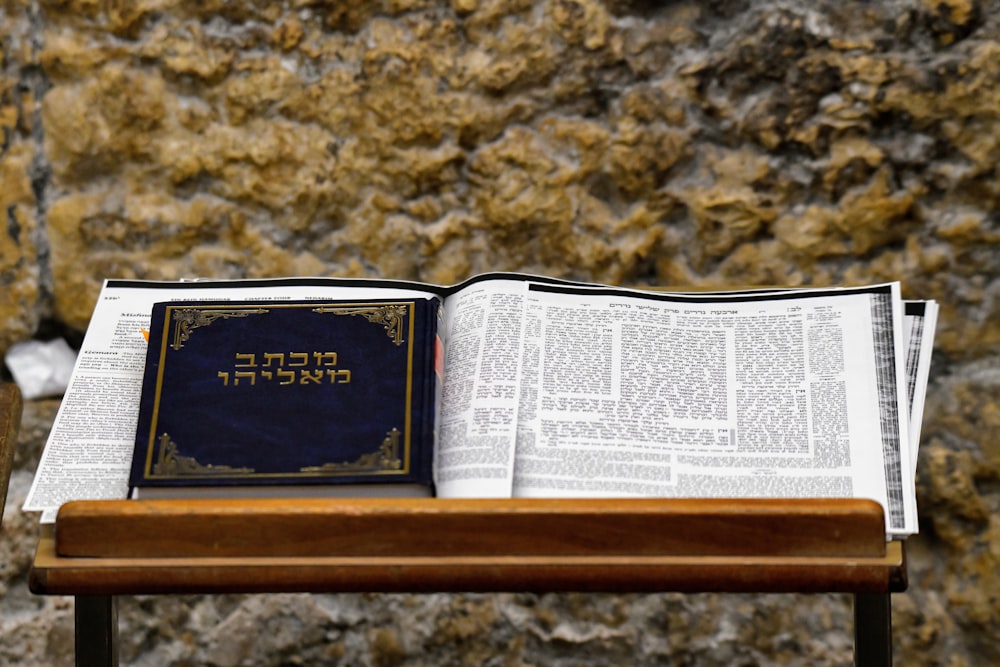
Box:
5, 338, 78, 399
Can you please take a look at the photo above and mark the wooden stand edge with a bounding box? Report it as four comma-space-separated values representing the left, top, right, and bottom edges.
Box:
55, 497, 888, 559
31, 497, 907, 596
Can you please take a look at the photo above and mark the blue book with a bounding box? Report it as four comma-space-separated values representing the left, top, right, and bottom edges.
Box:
128, 298, 440, 498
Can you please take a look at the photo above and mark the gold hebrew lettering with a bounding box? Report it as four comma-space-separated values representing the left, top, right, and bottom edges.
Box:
234, 371, 256, 386
278, 369, 295, 385
314, 352, 338, 366
329, 369, 351, 384
260, 370, 273, 381
263, 353, 284, 367
299, 370, 323, 384
234, 353, 256, 368
289, 352, 309, 367
218, 371, 230, 386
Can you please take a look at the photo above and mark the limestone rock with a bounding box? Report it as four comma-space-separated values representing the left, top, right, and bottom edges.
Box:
0, 2, 41, 361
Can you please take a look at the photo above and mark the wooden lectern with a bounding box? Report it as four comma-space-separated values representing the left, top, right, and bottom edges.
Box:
30, 496, 906, 667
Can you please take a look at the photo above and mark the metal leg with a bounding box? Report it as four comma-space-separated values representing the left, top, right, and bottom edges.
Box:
75, 595, 119, 667
854, 592, 891, 667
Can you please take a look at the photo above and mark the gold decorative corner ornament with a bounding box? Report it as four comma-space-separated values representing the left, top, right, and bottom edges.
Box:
313, 305, 409, 346
170, 308, 269, 350
152, 433, 254, 476
300, 428, 403, 474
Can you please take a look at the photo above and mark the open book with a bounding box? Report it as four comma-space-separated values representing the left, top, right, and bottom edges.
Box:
23, 273, 937, 537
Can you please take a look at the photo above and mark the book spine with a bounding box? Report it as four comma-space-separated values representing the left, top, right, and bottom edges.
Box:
127, 302, 168, 493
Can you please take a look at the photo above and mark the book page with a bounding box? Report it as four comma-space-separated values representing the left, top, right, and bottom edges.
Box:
23, 278, 443, 522
433, 280, 528, 497
903, 300, 938, 477
511, 283, 915, 536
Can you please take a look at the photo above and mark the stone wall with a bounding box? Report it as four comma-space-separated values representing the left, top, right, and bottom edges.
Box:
2, 0, 998, 664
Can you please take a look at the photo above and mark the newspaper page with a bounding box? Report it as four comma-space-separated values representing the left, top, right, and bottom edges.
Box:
23, 277, 444, 523
509, 282, 916, 537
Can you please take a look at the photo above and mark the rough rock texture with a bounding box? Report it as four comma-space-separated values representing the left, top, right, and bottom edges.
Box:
0, 0, 43, 354
1, 0, 999, 665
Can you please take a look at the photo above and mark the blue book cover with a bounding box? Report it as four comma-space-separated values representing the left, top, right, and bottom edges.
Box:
129, 298, 440, 494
